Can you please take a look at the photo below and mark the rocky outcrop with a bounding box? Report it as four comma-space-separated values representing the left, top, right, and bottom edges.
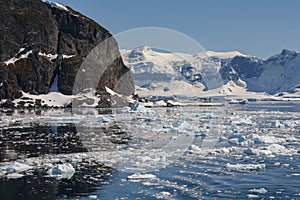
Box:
0, 0, 134, 99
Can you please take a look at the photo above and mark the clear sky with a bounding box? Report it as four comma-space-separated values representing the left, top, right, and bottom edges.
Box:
54, 0, 300, 58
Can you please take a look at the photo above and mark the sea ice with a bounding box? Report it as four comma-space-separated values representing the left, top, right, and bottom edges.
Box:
47, 163, 75, 179
127, 173, 157, 180
6, 173, 24, 179
247, 194, 260, 198
0, 162, 33, 174
225, 163, 266, 171
248, 188, 268, 194
249, 134, 284, 144
88, 195, 98, 199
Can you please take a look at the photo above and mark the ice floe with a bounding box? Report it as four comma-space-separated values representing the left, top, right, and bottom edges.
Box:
248, 188, 268, 194
225, 163, 266, 171
127, 173, 157, 180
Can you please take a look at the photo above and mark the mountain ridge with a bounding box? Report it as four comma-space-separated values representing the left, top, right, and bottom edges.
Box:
122, 46, 300, 99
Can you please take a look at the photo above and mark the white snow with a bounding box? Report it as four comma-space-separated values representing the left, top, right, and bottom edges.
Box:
42, 0, 68, 11
122, 45, 300, 100
14, 91, 73, 107
12, 88, 104, 108
4, 50, 33, 65
247, 51, 300, 94
197, 50, 250, 59
105, 86, 122, 97
62, 55, 76, 59
38, 52, 58, 61
121, 46, 271, 99
155, 100, 167, 107
38, 53, 76, 61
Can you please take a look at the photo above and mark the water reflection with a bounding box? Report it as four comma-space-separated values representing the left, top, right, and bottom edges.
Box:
0, 109, 128, 200
0, 164, 113, 200
0, 124, 87, 162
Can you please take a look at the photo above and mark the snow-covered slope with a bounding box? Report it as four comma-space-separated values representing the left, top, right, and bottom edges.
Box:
246, 50, 300, 94
122, 46, 300, 100
122, 45, 252, 99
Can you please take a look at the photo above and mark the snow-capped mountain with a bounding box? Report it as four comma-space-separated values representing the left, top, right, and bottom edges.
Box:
246, 50, 300, 94
122, 45, 300, 99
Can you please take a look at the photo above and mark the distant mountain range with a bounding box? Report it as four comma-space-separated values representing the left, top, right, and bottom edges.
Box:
121, 46, 300, 100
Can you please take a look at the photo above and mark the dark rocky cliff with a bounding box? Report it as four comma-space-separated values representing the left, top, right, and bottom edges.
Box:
0, 0, 134, 99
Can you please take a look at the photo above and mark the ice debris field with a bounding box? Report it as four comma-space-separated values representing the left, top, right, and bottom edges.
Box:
0, 101, 299, 199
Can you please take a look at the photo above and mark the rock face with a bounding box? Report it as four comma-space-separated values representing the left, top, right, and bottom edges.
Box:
0, 0, 134, 99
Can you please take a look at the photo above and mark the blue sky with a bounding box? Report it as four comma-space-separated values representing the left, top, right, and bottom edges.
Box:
54, 0, 300, 58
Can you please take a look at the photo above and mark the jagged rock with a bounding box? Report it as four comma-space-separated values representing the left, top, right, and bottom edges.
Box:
0, 0, 134, 100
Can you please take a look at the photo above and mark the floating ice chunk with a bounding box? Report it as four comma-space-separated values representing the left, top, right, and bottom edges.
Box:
7, 173, 25, 179
244, 148, 272, 156
48, 163, 75, 174
225, 163, 266, 171
231, 116, 254, 126
271, 120, 284, 128
0, 162, 34, 174
178, 121, 194, 132
88, 195, 98, 199
247, 194, 260, 198
274, 162, 281, 166
282, 163, 290, 168
290, 173, 300, 177
266, 144, 286, 154
228, 134, 246, 144
173, 121, 181, 128
127, 173, 156, 180
96, 116, 110, 123
249, 188, 268, 194
156, 191, 171, 199
245, 144, 288, 156
214, 147, 231, 154
189, 144, 202, 153
47, 163, 75, 179
249, 134, 284, 144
